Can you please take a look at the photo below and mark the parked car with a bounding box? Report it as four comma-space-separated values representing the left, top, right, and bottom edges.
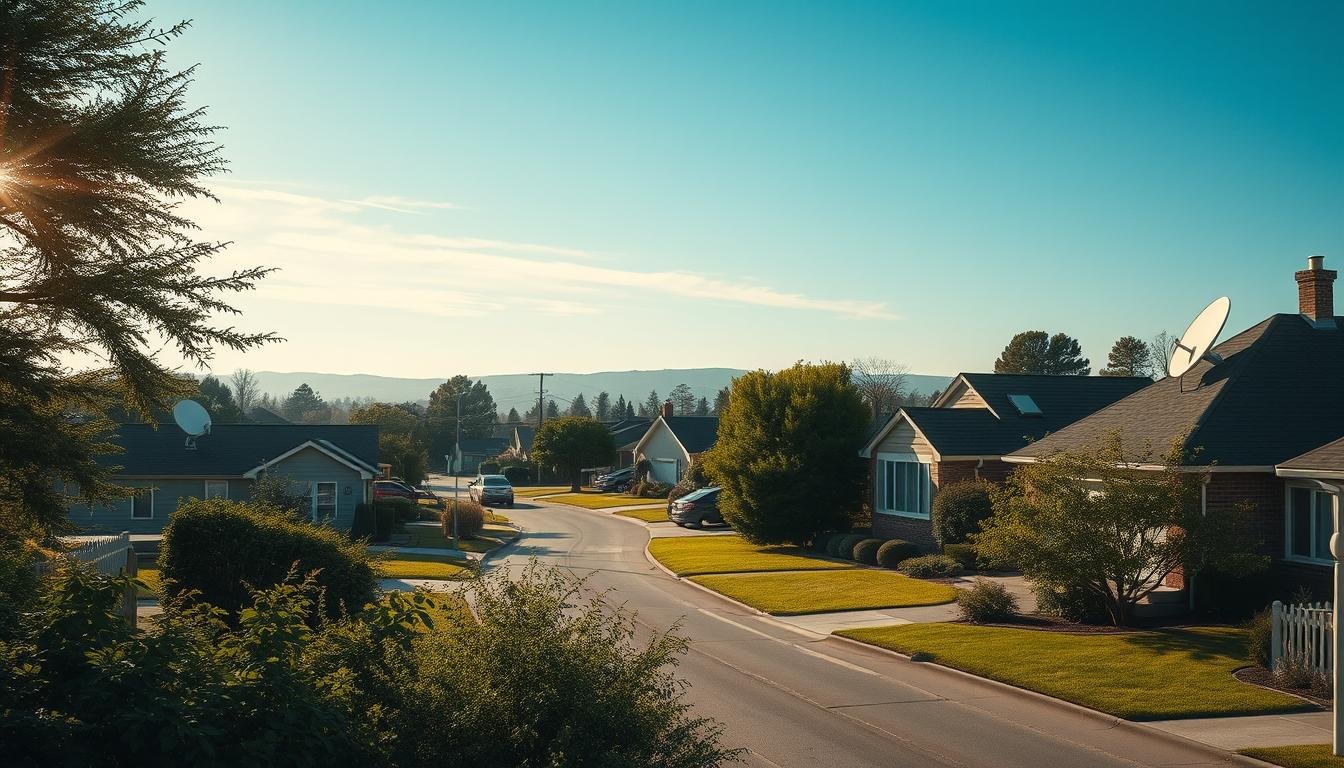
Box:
374, 480, 416, 501
414, 488, 439, 501
592, 466, 634, 492
468, 474, 515, 508
668, 486, 723, 528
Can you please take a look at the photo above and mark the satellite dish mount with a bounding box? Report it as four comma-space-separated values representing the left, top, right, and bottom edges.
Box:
172, 399, 213, 450
1168, 296, 1231, 390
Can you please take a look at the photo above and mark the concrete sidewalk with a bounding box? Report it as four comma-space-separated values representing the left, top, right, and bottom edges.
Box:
1145, 711, 1330, 751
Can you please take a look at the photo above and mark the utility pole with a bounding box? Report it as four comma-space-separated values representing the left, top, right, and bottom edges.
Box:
452, 390, 464, 550
529, 372, 552, 485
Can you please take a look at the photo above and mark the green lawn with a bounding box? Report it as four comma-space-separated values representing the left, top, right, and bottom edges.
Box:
513, 486, 572, 498
648, 535, 852, 576
399, 524, 516, 553
1240, 745, 1343, 767
837, 623, 1312, 720
376, 553, 472, 580
693, 569, 956, 615
615, 507, 671, 522
546, 492, 664, 510
135, 563, 161, 598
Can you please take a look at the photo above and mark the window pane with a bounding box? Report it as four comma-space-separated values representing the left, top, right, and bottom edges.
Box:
205, 481, 228, 499
132, 492, 152, 519
1291, 487, 1313, 558
315, 482, 338, 521
1316, 491, 1334, 561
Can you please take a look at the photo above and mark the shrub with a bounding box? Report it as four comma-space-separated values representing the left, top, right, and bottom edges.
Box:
350, 502, 374, 541
1247, 608, 1272, 668
852, 538, 883, 565
829, 534, 865, 560
377, 495, 416, 522
942, 543, 978, 570
1274, 650, 1317, 690
668, 462, 712, 507
441, 498, 486, 540
372, 501, 397, 542
632, 480, 672, 499
479, 459, 501, 475
810, 533, 835, 554
957, 579, 1018, 623
931, 480, 994, 546
503, 464, 534, 486
897, 554, 961, 578
875, 539, 921, 568
1033, 581, 1111, 624
159, 498, 376, 619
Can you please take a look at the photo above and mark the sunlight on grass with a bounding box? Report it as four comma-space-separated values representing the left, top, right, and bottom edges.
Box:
648, 535, 853, 576
693, 569, 956, 614
837, 623, 1312, 720
1239, 745, 1344, 767
135, 563, 161, 599
546, 493, 664, 510
376, 553, 471, 580
513, 486, 572, 498
615, 507, 671, 522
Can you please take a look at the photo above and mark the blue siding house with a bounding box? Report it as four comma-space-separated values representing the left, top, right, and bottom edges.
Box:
68, 424, 380, 534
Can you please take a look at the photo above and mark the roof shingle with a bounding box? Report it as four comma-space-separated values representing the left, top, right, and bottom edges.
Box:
102, 424, 379, 477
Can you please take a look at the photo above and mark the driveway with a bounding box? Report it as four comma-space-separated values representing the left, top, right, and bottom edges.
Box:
478, 494, 1247, 768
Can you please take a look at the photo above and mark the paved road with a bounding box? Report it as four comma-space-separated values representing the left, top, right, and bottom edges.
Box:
442, 485, 1247, 767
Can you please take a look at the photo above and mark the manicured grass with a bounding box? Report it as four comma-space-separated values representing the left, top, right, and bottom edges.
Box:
399, 524, 516, 553
546, 492, 665, 510
1240, 745, 1343, 767
837, 623, 1312, 720
693, 569, 957, 615
513, 486, 572, 498
135, 563, 161, 599
615, 507, 672, 522
376, 553, 471, 580
648, 535, 852, 576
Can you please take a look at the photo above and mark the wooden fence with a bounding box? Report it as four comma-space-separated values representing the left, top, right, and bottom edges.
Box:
42, 531, 138, 627
1270, 599, 1333, 676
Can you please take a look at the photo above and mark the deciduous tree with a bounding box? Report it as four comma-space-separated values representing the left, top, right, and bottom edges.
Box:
1149, 330, 1175, 379
668, 383, 696, 415
850, 357, 908, 419
230, 369, 261, 415
425, 376, 497, 461
197, 375, 242, 422
531, 417, 615, 491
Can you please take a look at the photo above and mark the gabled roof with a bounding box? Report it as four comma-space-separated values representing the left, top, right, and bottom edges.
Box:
662, 416, 720, 454
513, 425, 535, 452
100, 424, 378, 477
457, 437, 511, 456
862, 373, 1151, 458
247, 406, 289, 424
244, 440, 380, 479
1278, 436, 1344, 478
1012, 314, 1344, 467
611, 420, 653, 450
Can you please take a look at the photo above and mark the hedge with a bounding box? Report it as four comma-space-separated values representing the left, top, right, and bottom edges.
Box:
875, 539, 921, 569
159, 498, 376, 619
931, 480, 994, 546
350, 502, 374, 541
896, 554, 961, 578
942, 543, 978, 570
828, 534, 866, 560
851, 538, 884, 565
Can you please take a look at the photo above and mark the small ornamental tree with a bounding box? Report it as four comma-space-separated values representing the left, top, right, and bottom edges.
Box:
973, 432, 1267, 626
930, 480, 994, 546
531, 417, 615, 492
703, 362, 869, 546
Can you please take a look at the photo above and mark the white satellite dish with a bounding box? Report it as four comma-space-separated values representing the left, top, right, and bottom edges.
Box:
1168, 296, 1231, 378
172, 399, 212, 448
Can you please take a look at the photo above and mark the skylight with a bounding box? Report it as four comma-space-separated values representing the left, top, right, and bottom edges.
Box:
1007, 393, 1042, 417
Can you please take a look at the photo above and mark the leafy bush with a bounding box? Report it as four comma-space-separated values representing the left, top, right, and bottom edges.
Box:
897, 554, 961, 578
931, 480, 994, 546
668, 462, 713, 507
248, 471, 310, 521
942, 543, 978, 570
372, 501, 397, 542
632, 480, 672, 499
828, 534, 866, 560
810, 533, 835, 554
378, 495, 417, 522
1274, 650, 1317, 690
1033, 581, 1111, 624
441, 498, 486, 540
350, 502, 374, 541
852, 538, 883, 565
479, 459, 501, 475
1247, 608, 1272, 668
875, 539, 920, 568
159, 498, 377, 619
956, 579, 1018, 623
503, 464, 534, 485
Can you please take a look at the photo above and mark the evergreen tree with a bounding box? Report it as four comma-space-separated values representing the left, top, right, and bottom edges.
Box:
0, 1, 274, 540
644, 390, 661, 417
668, 384, 696, 415
197, 375, 242, 422
993, 331, 1090, 375
545, 399, 560, 419
594, 391, 612, 421
425, 376, 497, 461
506, 407, 522, 423
522, 403, 540, 425
282, 383, 329, 423
613, 394, 627, 421
1100, 335, 1155, 378
712, 386, 730, 416
568, 393, 592, 417
694, 397, 710, 417
625, 401, 636, 419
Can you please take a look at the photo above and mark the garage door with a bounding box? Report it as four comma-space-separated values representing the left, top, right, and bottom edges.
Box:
651, 458, 679, 484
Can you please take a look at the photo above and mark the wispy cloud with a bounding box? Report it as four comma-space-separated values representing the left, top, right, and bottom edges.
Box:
341, 195, 464, 214
190, 183, 896, 322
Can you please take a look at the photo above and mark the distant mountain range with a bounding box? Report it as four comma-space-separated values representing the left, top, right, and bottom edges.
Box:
252, 368, 954, 413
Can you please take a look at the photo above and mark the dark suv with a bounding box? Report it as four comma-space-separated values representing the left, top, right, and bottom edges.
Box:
593, 466, 634, 492
667, 486, 722, 528
468, 474, 515, 508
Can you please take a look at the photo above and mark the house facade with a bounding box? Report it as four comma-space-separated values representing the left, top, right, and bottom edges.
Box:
67, 424, 380, 534
1009, 257, 1344, 597
633, 404, 719, 484
860, 373, 1151, 548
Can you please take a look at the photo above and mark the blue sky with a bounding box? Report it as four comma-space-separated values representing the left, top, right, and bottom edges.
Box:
155, 0, 1343, 379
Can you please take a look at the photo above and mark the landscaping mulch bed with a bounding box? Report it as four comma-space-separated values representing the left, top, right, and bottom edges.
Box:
1234, 666, 1330, 709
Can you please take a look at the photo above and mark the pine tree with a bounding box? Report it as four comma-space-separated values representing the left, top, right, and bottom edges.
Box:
668, 383, 696, 415
644, 390, 661, 417
993, 331, 1090, 375
594, 391, 612, 421
425, 376, 498, 460
506, 407, 522, 423
613, 394, 627, 421
197, 375, 242, 422
568, 393, 592, 417
546, 399, 560, 419
282, 383, 329, 423
1100, 336, 1155, 377
694, 397, 710, 416
625, 401, 636, 419
712, 387, 730, 416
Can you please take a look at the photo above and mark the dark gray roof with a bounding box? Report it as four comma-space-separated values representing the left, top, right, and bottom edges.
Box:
1279, 436, 1344, 474
1013, 314, 1344, 466
514, 425, 535, 452
892, 374, 1150, 457
247, 406, 289, 424
610, 422, 649, 450
662, 416, 720, 454
102, 424, 378, 477
458, 437, 511, 456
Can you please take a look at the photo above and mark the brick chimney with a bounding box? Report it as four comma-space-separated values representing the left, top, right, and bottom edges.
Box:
1295, 255, 1336, 325
661, 400, 674, 418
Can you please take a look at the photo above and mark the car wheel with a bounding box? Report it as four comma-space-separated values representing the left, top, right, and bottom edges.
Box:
687, 517, 704, 530
507, 500, 514, 508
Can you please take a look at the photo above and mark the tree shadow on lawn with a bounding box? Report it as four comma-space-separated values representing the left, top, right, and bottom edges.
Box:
1115, 626, 1246, 663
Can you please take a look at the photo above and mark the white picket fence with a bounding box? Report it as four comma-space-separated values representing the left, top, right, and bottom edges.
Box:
1270, 600, 1333, 676
39, 532, 138, 626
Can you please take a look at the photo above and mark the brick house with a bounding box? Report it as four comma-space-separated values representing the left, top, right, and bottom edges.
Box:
1009, 256, 1344, 597
859, 373, 1151, 548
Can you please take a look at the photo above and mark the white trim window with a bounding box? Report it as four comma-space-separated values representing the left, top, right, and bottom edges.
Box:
875, 455, 932, 519
130, 489, 154, 520
1286, 485, 1336, 565
204, 480, 229, 500
313, 481, 338, 523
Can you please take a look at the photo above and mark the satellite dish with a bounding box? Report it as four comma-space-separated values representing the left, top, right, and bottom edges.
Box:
172, 399, 212, 444
1168, 297, 1231, 378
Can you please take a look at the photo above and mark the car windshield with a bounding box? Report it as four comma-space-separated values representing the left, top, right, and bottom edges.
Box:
482, 476, 510, 486
682, 486, 720, 501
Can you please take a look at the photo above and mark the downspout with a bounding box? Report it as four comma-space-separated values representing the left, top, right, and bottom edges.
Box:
1191, 476, 1210, 612
974, 458, 984, 481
